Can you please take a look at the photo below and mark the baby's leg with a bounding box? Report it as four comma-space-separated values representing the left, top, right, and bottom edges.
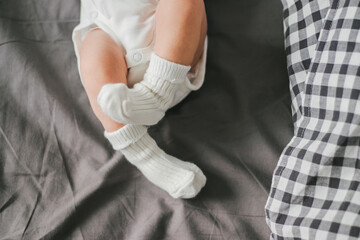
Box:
98, 0, 207, 125
79, 29, 206, 198
154, 0, 207, 67
79, 28, 126, 132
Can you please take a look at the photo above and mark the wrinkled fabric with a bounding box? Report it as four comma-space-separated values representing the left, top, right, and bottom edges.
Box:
0, 0, 289, 239
266, 0, 360, 239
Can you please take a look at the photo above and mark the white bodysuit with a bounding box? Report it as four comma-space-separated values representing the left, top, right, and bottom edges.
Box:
72, 0, 208, 108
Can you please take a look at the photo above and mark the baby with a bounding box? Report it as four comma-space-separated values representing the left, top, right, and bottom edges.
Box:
72, 0, 208, 198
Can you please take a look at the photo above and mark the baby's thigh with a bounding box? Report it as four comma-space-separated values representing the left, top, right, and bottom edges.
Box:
78, 28, 127, 131
79, 28, 128, 94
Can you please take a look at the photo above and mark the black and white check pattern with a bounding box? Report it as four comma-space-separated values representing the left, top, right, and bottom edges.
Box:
265, 0, 360, 239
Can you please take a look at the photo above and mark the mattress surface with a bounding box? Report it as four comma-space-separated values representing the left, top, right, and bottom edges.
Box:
0, 0, 291, 239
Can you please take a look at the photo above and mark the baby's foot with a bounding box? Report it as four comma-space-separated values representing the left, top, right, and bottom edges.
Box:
166, 155, 207, 198
105, 125, 206, 199
97, 53, 191, 125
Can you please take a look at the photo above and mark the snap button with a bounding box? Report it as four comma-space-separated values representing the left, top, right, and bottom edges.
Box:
90, 11, 98, 19
133, 52, 142, 62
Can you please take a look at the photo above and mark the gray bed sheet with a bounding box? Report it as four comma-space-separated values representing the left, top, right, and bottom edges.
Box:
0, 0, 292, 239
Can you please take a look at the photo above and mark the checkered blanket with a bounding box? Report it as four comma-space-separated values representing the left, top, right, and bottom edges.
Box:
265, 0, 360, 239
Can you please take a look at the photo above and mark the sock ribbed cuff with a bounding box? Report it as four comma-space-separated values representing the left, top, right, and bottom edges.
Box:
104, 125, 147, 150
121, 133, 160, 165
142, 74, 178, 100
146, 53, 191, 83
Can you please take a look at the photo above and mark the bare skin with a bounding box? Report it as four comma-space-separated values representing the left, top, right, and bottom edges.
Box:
79, 0, 207, 132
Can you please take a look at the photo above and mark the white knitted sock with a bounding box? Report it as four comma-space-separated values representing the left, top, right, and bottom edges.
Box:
104, 125, 206, 199
97, 53, 191, 125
